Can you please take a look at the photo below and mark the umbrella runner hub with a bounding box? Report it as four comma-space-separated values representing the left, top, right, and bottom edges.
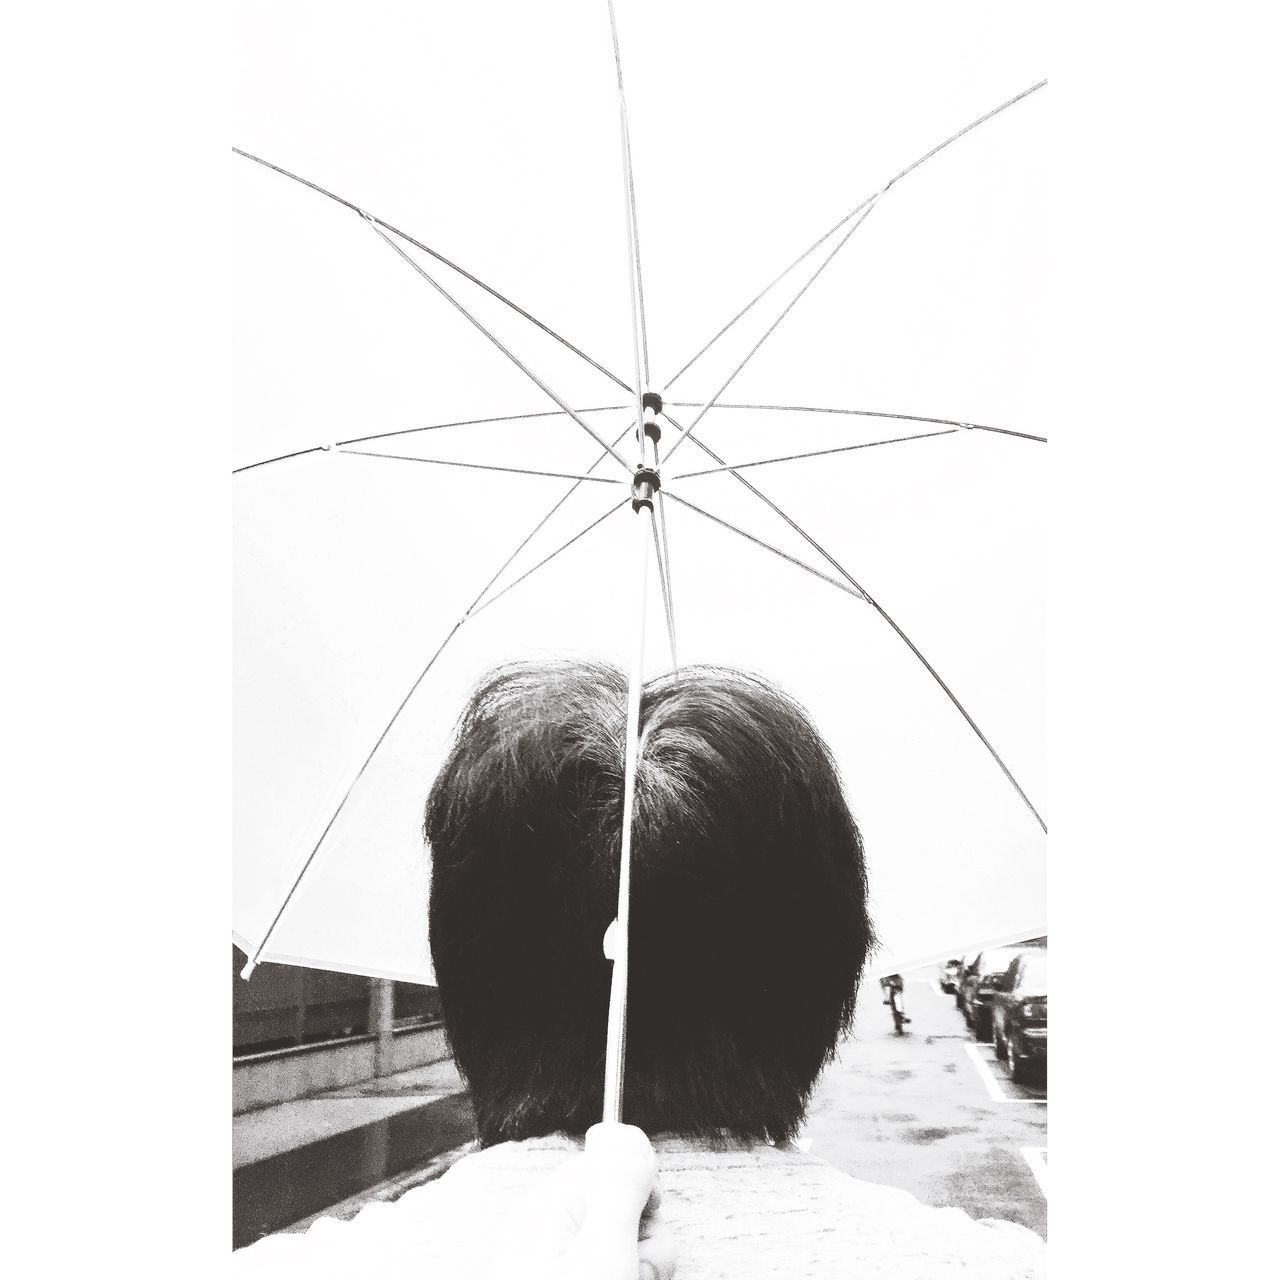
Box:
638, 400, 680, 672
630, 465, 661, 512
630, 397, 663, 512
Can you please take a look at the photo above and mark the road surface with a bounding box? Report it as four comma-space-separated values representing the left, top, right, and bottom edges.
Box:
799, 971, 1047, 1239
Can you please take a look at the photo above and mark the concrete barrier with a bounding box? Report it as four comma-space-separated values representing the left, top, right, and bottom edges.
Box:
233, 1023, 451, 1114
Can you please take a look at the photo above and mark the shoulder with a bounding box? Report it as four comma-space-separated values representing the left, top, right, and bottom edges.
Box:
656, 1146, 1046, 1277
803, 1155, 1045, 1261
231, 1175, 475, 1280
230, 1144, 572, 1280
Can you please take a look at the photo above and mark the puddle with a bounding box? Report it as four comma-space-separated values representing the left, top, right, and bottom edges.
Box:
903, 1125, 976, 1144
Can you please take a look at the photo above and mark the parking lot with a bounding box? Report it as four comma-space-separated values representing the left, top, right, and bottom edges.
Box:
799, 968, 1048, 1239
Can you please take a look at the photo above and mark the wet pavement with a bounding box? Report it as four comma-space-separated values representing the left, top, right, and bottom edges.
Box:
232, 1058, 477, 1249
233, 1090, 477, 1248
799, 973, 1047, 1238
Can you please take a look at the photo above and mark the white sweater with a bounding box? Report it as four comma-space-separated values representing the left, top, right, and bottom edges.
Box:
234, 1134, 1046, 1278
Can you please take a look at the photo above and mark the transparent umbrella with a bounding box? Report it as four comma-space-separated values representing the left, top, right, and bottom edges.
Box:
233, 0, 1047, 1110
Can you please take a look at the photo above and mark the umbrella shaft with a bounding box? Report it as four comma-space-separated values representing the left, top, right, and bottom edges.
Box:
602, 498, 654, 1123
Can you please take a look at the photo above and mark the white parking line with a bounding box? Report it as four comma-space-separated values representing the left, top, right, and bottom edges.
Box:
1020, 1147, 1048, 1198
963, 1042, 1009, 1101
963, 1043, 1048, 1105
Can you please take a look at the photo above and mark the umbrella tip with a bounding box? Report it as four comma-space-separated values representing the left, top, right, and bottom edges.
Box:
239, 958, 257, 980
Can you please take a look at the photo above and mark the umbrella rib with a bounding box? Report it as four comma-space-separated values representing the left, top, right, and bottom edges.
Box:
242, 427, 635, 975
335, 406, 631, 449
663, 79, 1048, 390
242, 613, 467, 978
860, 598, 1047, 834
232, 445, 329, 475
671, 428, 961, 479
339, 448, 627, 485
235, 401, 1044, 473
663, 194, 873, 391
665, 402, 1047, 444
625, 117, 651, 388
233, 147, 634, 398
606, 0, 652, 389
661, 199, 881, 466
655, 489, 678, 667
467, 498, 630, 619
233, 408, 633, 476
662, 415, 1047, 834
243, 501, 626, 977
465, 422, 636, 616
650, 497, 678, 668
360, 216, 632, 472
662, 490, 867, 603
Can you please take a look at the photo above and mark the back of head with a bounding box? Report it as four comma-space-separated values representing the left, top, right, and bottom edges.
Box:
424, 659, 874, 1146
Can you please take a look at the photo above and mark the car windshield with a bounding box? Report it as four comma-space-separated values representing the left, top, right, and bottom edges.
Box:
979, 948, 1020, 973
1018, 954, 1048, 988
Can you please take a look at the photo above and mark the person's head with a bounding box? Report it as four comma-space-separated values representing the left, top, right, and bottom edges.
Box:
424, 659, 874, 1147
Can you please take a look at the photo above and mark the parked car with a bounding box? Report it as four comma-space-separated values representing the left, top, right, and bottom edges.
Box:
953, 954, 975, 1008
959, 946, 1029, 1041
992, 950, 1048, 1084
939, 958, 963, 994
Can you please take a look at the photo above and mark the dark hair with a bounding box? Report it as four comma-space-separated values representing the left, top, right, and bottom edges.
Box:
424, 659, 874, 1146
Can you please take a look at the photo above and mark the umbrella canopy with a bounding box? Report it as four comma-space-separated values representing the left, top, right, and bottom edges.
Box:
233, 0, 1047, 986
